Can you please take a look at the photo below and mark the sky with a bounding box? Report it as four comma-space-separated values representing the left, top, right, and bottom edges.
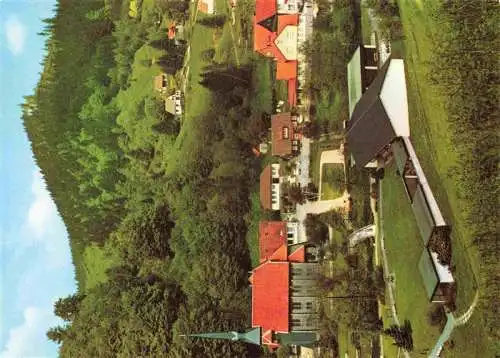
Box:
0, 1, 77, 357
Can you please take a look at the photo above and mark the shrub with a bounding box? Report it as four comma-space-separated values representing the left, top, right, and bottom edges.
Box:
427, 304, 446, 329
197, 14, 226, 28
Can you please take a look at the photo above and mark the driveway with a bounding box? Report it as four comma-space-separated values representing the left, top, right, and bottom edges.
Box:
298, 137, 311, 187
296, 193, 349, 240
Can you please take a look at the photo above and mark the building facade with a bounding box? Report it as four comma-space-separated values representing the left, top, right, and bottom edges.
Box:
165, 90, 183, 117
251, 240, 320, 350
260, 163, 281, 210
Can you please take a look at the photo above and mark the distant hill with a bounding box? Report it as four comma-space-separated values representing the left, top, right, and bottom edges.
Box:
25, 0, 268, 356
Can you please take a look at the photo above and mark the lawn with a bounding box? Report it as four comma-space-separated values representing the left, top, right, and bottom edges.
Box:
346, 166, 372, 230
396, 0, 491, 355
381, 166, 441, 353
321, 164, 344, 200
360, 4, 373, 44
309, 137, 343, 187
82, 244, 118, 290
250, 57, 273, 114
245, 190, 262, 267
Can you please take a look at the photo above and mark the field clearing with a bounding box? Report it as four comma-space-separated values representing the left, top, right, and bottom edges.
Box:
321, 164, 344, 200
82, 245, 117, 290
396, 0, 491, 355
382, 166, 441, 353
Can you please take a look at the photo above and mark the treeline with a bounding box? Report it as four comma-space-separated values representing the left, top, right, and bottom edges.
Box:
428, 1, 499, 349
22, 0, 178, 281
24, 0, 269, 356
303, 0, 358, 130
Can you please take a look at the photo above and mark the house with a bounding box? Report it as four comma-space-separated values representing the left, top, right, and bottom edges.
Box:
198, 0, 215, 14
272, 113, 300, 158
346, 58, 409, 168
154, 73, 168, 94
250, 242, 320, 350
164, 90, 183, 117
260, 164, 281, 210
347, 44, 379, 117
259, 221, 301, 261
254, 0, 299, 106
183, 243, 320, 350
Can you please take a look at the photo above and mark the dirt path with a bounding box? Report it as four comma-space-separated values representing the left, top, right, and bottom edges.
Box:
429, 291, 479, 357
225, 2, 240, 66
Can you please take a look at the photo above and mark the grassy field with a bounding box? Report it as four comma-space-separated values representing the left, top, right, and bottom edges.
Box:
396, 1, 491, 356
245, 191, 262, 267
309, 138, 343, 187
82, 244, 117, 290
250, 57, 273, 114
381, 167, 441, 353
360, 4, 372, 44
321, 164, 345, 200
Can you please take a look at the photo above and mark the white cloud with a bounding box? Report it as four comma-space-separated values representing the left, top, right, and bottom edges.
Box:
4, 15, 27, 56
0, 306, 57, 358
19, 169, 70, 269
26, 170, 57, 240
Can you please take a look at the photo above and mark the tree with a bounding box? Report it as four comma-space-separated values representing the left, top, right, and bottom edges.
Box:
197, 14, 226, 28
304, 214, 329, 244
54, 294, 85, 321
47, 325, 69, 344
199, 65, 251, 92
383, 320, 413, 351
285, 183, 305, 205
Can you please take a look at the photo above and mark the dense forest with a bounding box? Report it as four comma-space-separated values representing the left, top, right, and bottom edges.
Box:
24, 0, 269, 356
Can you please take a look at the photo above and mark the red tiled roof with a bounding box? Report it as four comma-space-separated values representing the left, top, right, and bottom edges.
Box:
276, 61, 297, 80
288, 245, 305, 262
271, 113, 295, 157
251, 261, 289, 333
277, 14, 299, 33
269, 244, 288, 261
287, 78, 297, 106
259, 165, 272, 209
255, 0, 276, 23
254, 22, 287, 62
198, 1, 208, 13
259, 221, 287, 261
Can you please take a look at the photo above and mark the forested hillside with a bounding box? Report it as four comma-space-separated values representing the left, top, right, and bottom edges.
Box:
24, 0, 268, 356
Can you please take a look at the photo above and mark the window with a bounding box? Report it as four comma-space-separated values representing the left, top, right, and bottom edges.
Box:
291, 319, 301, 327
306, 302, 313, 310
282, 127, 289, 139
287, 232, 294, 239
292, 302, 302, 310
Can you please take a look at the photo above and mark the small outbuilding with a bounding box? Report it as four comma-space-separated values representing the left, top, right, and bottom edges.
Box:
419, 248, 456, 303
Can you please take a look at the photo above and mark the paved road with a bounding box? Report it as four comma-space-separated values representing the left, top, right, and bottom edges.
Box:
298, 137, 311, 187
296, 194, 349, 241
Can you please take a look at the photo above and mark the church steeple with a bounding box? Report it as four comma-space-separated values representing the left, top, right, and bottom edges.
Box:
181, 327, 261, 346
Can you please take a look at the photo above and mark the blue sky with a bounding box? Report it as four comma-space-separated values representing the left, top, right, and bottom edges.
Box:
1, 1, 77, 357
